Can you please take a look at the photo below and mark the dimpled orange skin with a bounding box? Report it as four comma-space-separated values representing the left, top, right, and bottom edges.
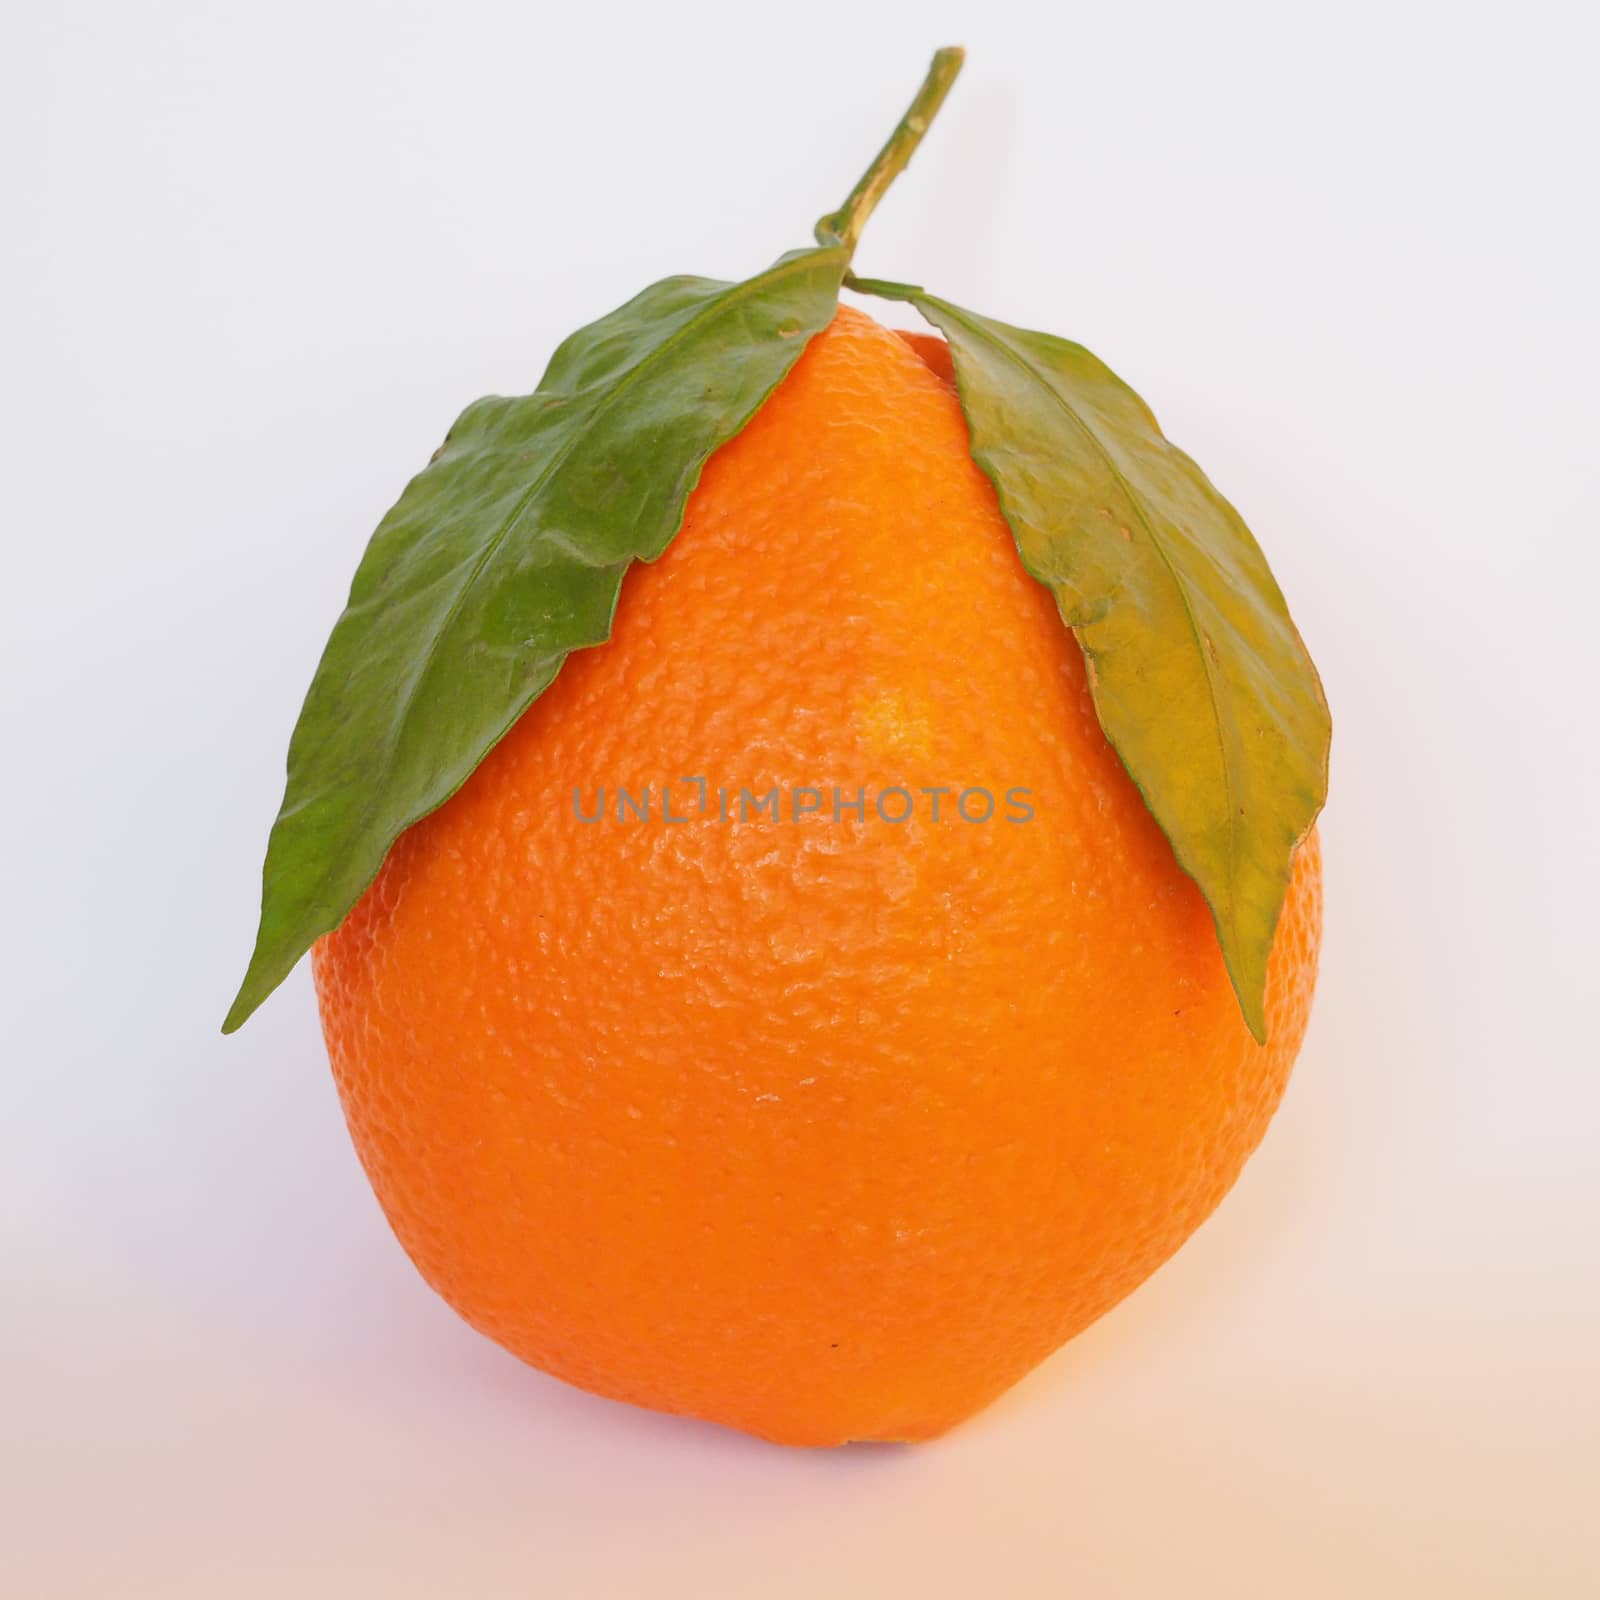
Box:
313, 305, 1322, 1447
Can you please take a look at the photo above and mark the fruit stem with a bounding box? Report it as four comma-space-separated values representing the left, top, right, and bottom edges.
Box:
814, 47, 965, 257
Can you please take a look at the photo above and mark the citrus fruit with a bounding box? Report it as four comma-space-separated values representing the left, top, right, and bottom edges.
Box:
312, 305, 1323, 1445
230, 48, 1329, 1448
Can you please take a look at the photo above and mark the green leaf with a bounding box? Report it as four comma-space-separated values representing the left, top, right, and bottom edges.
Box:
908, 294, 1329, 1041
224, 246, 848, 1033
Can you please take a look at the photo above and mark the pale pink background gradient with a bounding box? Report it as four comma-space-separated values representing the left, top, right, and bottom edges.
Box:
5, 1, 1597, 1594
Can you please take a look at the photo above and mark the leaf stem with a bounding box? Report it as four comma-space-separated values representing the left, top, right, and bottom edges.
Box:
814, 46, 965, 257
843, 273, 924, 302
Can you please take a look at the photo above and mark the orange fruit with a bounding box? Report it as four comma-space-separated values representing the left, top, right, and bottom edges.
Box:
313, 305, 1322, 1446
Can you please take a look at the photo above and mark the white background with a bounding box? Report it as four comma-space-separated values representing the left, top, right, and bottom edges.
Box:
5, 1, 1598, 1594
